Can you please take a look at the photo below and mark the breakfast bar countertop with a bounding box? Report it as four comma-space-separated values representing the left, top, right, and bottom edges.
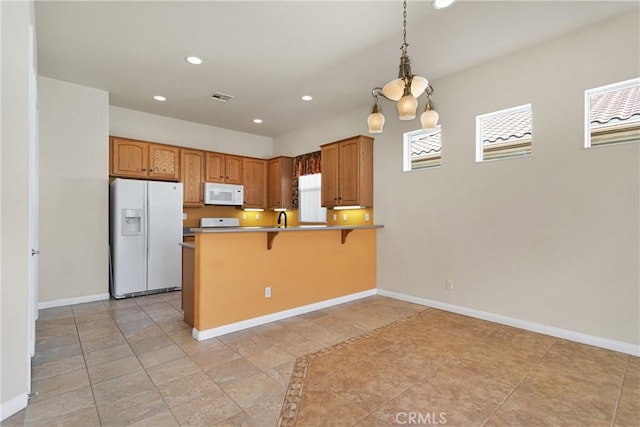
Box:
189, 224, 384, 234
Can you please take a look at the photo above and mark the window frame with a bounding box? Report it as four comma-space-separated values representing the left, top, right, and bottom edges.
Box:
475, 103, 532, 163
403, 126, 442, 172
584, 77, 640, 149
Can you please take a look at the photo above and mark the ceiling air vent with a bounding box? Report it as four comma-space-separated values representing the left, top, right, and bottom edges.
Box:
209, 92, 234, 103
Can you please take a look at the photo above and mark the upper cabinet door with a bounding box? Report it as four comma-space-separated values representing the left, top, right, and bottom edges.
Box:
111, 137, 149, 178
181, 149, 204, 207
243, 158, 267, 208
338, 139, 360, 206
320, 143, 340, 207
149, 144, 180, 181
205, 152, 225, 183
320, 136, 373, 208
205, 153, 243, 184
224, 155, 243, 185
267, 157, 293, 209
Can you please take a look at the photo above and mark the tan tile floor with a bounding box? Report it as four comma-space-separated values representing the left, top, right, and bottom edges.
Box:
2, 292, 638, 426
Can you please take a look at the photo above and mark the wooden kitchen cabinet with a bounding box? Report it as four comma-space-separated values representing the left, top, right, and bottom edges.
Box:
205, 152, 243, 185
321, 135, 374, 208
181, 149, 205, 207
110, 137, 179, 181
149, 144, 180, 180
243, 158, 267, 209
110, 137, 149, 178
267, 157, 293, 210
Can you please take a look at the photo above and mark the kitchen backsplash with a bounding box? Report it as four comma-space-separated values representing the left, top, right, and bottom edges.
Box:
183, 206, 374, 228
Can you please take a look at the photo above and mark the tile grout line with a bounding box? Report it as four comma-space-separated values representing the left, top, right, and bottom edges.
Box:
609, 355, 630, 427
75, 302, 103, 427
480, 336, 560, 427
129, 295, 184, 427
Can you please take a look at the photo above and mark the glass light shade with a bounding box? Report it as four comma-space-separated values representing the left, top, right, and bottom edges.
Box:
398, 95, 418, 120
410, 76, 429, 97
420, 109, 440, 129
367, 112, 385, 133
382, 78, 405, 101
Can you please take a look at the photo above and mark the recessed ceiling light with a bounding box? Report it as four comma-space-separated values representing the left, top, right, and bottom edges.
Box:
253, 119, 263, 124
301, 95, 313, 101
153, 95, 166, 101
432, 0, 455, 9
185, 56, 203, 65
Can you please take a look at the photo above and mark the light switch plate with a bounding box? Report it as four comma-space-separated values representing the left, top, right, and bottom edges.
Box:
182, 212, 187, 220
365, 213, 370, 221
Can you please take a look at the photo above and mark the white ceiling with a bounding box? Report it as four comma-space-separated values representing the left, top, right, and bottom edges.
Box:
35, 1, 638, 138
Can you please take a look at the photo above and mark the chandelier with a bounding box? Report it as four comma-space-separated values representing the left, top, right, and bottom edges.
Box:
367, 0, 448, 134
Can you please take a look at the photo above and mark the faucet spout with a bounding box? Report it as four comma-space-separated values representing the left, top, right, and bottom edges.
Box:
277, 211, 288, 228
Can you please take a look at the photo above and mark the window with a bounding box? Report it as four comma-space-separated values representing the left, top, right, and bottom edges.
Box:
298, 173, 327, 223
476, 104, 532, 162
403, 127, 442, 171
585, 78, 640, 148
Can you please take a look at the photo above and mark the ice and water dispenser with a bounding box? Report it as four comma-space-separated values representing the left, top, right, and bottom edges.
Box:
122, 209, 143, 235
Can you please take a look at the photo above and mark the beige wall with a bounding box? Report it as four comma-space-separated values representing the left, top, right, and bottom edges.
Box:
1, 0, 32, 418
274, 13, 640, 346
38, 77, 109, 303
110, 106, 274, 158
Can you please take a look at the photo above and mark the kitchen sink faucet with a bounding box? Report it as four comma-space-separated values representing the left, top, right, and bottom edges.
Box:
277, 211, 288, 228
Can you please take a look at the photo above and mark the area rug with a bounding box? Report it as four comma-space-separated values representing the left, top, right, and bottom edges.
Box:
277, 310, 431, 427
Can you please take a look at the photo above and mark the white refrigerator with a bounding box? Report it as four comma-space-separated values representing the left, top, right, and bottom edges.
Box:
110, 178, 183, 298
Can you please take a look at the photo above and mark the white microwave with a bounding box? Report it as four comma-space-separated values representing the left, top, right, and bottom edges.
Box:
203, 183, 244, 206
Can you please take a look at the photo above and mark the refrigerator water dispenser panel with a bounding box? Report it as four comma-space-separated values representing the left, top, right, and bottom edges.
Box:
122, 209, 142, 235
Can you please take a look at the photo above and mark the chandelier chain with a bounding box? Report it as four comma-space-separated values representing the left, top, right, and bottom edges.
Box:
402, 0, 408, 53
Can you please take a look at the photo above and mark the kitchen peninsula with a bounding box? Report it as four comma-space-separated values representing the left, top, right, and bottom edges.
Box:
182, 224, 382, 340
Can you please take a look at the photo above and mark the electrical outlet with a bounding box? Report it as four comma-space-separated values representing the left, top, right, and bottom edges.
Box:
265, 286, 271, 298
256, 213, 260, 220
342, 213, 348, 221
333, 213, 337, 221
242, 213, 247, 220
182, 212, 187, 220
365, 213, 370, 221
446, 280, 454, 290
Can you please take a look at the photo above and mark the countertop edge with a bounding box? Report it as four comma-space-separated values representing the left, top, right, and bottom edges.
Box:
189, 224, 384, 234
179, 242, 196, 249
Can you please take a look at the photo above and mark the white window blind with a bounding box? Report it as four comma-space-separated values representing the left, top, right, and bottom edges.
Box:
298, 173, 327, 223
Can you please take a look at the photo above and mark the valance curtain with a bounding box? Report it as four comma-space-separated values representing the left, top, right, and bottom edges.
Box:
292, 151, 321, 208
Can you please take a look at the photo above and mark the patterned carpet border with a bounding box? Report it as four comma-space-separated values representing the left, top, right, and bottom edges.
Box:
277, 309, 429, 427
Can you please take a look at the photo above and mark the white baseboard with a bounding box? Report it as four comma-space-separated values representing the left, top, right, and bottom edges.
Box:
193, 289, 377, 341
38, 293, 110, 310
377, 289, 640, 357
0, 393, 27, 422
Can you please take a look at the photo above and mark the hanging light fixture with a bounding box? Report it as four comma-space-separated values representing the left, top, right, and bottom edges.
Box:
367, 0, 442, 133
367, 89, 385, 133
420, 85, 440, 129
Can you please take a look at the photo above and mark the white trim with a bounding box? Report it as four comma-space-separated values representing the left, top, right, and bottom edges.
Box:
476, 103, 532, 163
0, 393, 28, 422
377, 289, 640, 356
192, 289, 376, 341
38, 293, 110, 310
584, 77, 640, 148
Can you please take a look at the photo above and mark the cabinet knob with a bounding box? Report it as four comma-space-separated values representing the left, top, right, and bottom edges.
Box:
220, 175, 223, 178
225, 176, 229, 179
141, 168, 146, 171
